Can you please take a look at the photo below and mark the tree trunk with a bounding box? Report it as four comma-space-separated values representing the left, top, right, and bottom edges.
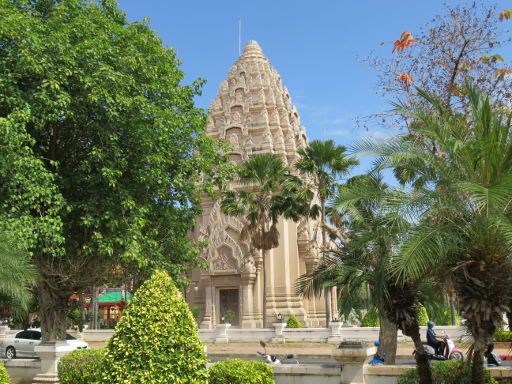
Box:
507, 311, 512, 331
471, 335, 486, 384
320, 200, 331, 327
449, 297, 457, 326
262, 249, 267, 328
405, 322, 432, 384
324, 288, 331, 328
472, 349, 485, 384
379, 314, 397, 364
38, 278, 69, 342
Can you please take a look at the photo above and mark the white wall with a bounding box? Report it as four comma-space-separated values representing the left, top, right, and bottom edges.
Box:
67, 325, 468, 344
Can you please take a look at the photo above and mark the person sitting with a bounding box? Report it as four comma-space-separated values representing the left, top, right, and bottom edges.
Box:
426, 321, 444, 356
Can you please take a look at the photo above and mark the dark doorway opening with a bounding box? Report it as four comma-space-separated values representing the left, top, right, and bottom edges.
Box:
219, 288, 239, 326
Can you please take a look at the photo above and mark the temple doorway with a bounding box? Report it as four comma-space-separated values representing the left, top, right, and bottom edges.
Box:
218, 288, 240, 326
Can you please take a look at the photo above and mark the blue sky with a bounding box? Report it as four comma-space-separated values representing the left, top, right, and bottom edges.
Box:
117, 0, 510, 177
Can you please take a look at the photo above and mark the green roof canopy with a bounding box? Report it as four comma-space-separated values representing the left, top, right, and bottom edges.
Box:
98, 291, 132, 304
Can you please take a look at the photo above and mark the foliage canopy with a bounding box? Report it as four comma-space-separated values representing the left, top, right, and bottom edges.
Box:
0, 0, 229, 339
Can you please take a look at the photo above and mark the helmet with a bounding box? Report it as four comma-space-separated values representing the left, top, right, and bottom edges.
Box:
374, 340, 380, 347
427, 321, 435, 329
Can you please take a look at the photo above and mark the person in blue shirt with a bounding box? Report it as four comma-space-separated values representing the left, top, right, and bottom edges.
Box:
426, 321, 445, 356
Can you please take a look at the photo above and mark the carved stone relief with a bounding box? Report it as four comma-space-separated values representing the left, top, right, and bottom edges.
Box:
213, 245, 238, 271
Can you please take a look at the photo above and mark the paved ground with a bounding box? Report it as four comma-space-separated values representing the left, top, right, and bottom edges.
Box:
206, 341, 418, 357
89, 340, 512, 366
205, 342, 512, 366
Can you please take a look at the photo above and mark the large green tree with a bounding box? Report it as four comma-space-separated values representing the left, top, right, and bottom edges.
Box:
295, 139, 358, 326
221, 154, 313, 328
0, 0, 229, 341
361, 85, 512, 384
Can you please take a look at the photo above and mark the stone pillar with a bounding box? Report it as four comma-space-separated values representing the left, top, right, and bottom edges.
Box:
327, 320, 343, 344
200, 278, 214, 329
215, 323, 231, 344
241, 272, 257, 328
254, 251, 264, 328
332, 341, 376, 384
0, 325, 7, 347
272, 322, 286, 344
302, 254, 326, 327
32, 342, 75, 384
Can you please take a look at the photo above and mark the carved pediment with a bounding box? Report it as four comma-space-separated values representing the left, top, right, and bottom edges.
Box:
199, 200, 249, 273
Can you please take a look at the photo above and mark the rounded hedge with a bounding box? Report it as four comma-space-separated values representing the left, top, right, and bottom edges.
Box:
0, 362, 9, 384
286, 315, 302, 328
102, 270, 208, 383
209, 359, 274, 384
397, 360, 497, 384
58, 349, 104, 384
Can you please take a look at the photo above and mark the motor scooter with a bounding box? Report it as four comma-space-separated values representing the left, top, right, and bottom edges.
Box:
257, 341, 299, 365
368, 340, 386, 365
414, 332, 464, 361
485, 339, 502, 366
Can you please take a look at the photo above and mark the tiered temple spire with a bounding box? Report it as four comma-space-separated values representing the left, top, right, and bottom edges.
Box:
206, 40, 308, 167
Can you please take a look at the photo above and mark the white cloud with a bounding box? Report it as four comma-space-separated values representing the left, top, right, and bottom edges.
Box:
329, 128, 351, 137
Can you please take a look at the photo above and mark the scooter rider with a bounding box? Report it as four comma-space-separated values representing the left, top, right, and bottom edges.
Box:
426, 321, 445, 356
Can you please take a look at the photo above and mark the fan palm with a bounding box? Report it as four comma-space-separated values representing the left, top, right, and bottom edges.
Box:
358, 85, 512, 384
295, 139, 358, 325
297, 173, 438, 374
0, 231, 38, 319
221, 154, 314, 328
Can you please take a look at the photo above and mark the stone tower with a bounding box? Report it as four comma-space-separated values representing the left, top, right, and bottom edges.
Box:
188, 41, 326, 328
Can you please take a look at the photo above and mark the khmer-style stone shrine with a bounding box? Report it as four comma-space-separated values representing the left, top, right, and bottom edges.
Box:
188, 41, 328, 328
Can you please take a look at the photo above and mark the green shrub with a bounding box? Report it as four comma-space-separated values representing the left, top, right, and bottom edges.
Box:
416, 305, 429, 327
209, 359, 274, 384
102, 270, 208, 383
58, 349, 104, 384
0, 362, 9, 384
361, 307, 380, 327
397, 360, 497, 384
494, 331, 512, 342
429, 306, 461, 326
286, 315, 302, 328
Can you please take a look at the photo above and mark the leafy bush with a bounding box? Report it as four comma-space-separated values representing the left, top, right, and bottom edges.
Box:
397, 360, 497, 384
361, 307, 380, 327
102, 270, 208, 383
209, 359, 274, 384
0, 362, 9, 384
58, 349, 104, 384
494, 331, 512, 342
429, 305, 461, 326
286, 315, 302, 328
416, 305, 429, 327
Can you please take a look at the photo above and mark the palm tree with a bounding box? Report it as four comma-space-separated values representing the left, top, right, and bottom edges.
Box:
0, 231, 38, 319
295, 139, 358, 326
297, 173, 399, 361
221, 154, 313, 328
359, 85, 512, 384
